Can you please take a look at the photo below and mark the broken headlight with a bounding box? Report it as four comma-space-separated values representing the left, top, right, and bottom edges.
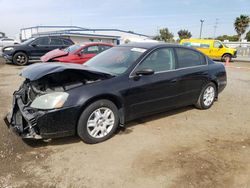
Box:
30, 92, 69, 110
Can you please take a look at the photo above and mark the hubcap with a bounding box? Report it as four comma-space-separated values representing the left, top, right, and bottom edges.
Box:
203, 86, 215, 106
16, 55, 26, 64
87, 107, 115, 139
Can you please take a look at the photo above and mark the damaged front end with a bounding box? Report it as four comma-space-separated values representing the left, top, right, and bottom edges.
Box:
5, 63, 111, 139
5, 81, 44, 139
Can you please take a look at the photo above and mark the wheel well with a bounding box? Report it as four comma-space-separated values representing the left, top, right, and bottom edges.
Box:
13, 51, 28, 57
211, 80, 219, 98
222, 53, 232, 58
84, 95, 123, 110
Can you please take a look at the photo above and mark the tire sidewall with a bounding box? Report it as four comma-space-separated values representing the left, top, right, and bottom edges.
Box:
13, 52, 28, 65
199, 83, 217, 109
77, 100, 119, 144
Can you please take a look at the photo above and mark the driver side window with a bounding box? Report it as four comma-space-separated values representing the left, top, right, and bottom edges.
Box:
32, 37, 49, 46
82, 46, 99, 54
136, 48, 175, 72
214, 41, 222, 48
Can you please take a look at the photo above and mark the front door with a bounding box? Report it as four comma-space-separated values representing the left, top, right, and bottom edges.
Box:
126, 47, 180, 120
209, 41, 223, 59
77, 45, 99, 64
29, 37, 51, 57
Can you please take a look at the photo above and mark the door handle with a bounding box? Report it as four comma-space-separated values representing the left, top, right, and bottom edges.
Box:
170, 78, 178, 83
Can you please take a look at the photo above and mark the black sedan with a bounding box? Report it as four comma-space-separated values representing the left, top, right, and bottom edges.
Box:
2, 36, 74, 65
5, 43, 227, 144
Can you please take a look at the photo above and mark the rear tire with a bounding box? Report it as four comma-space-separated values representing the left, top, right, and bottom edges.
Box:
13, 52, 29, 65
77, 100, 119, 144
195, 83, 217, 110
221, 54, 232, 62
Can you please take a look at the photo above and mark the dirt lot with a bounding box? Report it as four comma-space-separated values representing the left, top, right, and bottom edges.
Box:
0, 57, 250, 188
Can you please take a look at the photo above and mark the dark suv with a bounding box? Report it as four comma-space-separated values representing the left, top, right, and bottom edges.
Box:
2, 36, 74, 65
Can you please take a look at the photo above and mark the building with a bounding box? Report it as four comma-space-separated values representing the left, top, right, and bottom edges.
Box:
20, 26, 157, 45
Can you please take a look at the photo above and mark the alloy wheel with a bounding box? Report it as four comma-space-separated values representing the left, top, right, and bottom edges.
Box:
87, 107, 115, 138
203, 86, 215, 107
16, 55, 27, 64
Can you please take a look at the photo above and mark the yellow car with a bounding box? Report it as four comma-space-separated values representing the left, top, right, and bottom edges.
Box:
180, 39, 237, 62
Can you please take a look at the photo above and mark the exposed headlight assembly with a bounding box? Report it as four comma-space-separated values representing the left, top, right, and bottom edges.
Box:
30, 92, 69, 110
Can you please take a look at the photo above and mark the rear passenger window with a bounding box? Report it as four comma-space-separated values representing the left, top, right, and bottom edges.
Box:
50, 38, 63, 46
176, 48, 206, 68
136, 48, 175, 72
62, 39, 73, 45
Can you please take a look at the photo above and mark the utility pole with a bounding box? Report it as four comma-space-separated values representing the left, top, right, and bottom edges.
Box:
213, 18, 219, 39
199, 19, 204, 39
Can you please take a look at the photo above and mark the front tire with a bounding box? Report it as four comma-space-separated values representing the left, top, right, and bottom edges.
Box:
77, 100, 119, 144
195, 83, 216, 110
13, 52, 29, 65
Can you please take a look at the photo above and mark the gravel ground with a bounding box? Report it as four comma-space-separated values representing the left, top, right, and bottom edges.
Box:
0, 57, 250, 188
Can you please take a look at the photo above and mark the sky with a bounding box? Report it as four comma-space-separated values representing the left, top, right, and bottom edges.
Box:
0, 0, 249, 39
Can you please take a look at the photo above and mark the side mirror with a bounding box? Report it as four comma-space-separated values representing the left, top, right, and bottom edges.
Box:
135, 68, 154, 76
31, 44, 37, 47
219, 44, 223, 48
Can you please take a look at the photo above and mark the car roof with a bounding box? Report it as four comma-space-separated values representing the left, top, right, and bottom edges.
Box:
81, 42, 113, 46
36, 36, 72, 40
119, 42, 183, 49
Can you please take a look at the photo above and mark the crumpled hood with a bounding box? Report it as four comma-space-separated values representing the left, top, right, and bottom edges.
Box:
40, 49, 68, 62
21, 63, 111, 81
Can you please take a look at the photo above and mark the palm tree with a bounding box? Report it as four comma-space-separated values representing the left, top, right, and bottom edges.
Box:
177, 29, 192, 40
234, 15, 250, 40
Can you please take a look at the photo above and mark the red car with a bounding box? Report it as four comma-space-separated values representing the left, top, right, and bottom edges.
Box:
41, 42, 113, 64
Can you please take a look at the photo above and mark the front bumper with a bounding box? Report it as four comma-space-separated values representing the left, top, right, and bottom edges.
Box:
2, 53, 13, 62
5, 91, 80, 139
232, 51, 237, 58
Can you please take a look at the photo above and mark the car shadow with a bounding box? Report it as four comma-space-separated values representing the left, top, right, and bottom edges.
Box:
117, 105, 194, 135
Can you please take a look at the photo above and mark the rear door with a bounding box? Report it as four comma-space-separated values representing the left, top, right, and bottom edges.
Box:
49, 38, 65, 52
62, 38, 74, 47
126, 47, 180, 119
174, 47, 208, 106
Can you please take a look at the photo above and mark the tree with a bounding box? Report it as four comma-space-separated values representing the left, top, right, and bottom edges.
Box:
216, 35, 239, 42
154, 28, 174, 42
177, 29, 192, 40
245, 30, 250, 41
234, 15, 250, 40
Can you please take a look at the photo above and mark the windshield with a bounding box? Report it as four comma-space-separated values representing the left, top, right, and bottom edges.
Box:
21, 38, 35, 45
222, 42, 228, 48
84, 46, 146, 75
63, 44, 82, 53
